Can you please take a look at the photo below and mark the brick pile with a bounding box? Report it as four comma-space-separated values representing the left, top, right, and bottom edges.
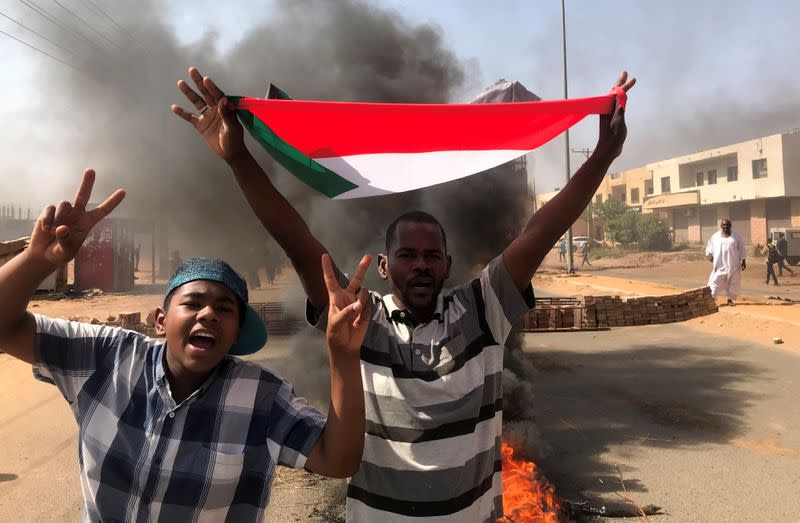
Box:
522, 286, 718, 331
67, 302, 304, 338
68, 311, 159, 337
521, 299, 584, 330
583, 287, 718, 328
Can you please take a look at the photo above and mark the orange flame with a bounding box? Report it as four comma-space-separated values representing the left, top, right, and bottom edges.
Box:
499, 442, 566, 523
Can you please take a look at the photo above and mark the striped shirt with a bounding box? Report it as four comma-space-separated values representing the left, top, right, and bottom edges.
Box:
32, 314, 325, 523
310, 255, 534, 521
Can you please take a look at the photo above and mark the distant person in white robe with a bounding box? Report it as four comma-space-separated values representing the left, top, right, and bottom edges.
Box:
705, 218, 747, 305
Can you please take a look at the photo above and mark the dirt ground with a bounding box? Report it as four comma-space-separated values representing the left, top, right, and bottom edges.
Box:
1, 253, 798, 522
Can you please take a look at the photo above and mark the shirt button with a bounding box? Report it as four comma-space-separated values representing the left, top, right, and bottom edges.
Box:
168, 412, 175, 419
414, 349, 421, 355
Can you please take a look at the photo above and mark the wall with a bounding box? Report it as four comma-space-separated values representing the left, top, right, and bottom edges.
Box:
782, 132, 800, 196
648, 133, 789, 203
750, 199, 767, 245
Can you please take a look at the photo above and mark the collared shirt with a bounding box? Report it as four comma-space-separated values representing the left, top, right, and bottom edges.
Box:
309, 255, 534, 522
32, 314, 325, 523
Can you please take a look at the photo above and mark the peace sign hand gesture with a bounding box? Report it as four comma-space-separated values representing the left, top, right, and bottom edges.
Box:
323, 253, 372, 356
171, 67, 246, 163
29, 169, 125, 268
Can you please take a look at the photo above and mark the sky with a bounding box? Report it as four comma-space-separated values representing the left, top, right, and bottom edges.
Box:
1, 0, 799, 212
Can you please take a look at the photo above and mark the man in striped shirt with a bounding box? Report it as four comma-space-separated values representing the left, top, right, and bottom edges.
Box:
0, 170, 371, 522
175, 67, 635, 520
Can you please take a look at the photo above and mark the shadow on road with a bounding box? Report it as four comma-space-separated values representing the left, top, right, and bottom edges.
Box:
521, 329, 765, 501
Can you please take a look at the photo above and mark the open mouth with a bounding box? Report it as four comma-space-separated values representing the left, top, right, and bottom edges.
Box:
188, 332, 216, 351
409, 279, 434, 292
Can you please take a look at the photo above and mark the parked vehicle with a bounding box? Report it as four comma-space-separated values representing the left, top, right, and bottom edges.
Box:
769, 227, 800, 265
572, 236, 604, 250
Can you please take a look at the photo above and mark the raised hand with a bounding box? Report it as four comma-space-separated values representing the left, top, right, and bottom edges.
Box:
29, 169, 125, 267
597, 71, 636, 159
323, 253, 372, 355
171, 67, 246, 163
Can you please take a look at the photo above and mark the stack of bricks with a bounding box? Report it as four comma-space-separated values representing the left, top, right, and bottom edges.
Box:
583, 286, 718, 328
522, 300, 583, 330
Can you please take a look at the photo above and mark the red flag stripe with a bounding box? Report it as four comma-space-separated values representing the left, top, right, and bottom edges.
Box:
235, 93, 616, 159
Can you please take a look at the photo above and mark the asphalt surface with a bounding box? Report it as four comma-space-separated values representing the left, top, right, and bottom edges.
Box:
523, 324, 800, 522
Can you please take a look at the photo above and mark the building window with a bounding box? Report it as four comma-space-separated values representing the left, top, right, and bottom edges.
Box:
727, 165, 738, 182
595, 194, 603, 204
609, 172, 621, 180
707, 169, 717, 184
645, 179, 654, 195
752, 158, 768, 179
696, 172, 704, 186
630, 188, 640, 203
661, 177, 671, 193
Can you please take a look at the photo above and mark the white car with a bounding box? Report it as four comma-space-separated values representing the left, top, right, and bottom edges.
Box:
572, 236, 603, 250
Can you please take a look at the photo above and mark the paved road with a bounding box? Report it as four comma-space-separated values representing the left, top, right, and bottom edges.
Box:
599, 266, 800, 301
522, 324, 800, 522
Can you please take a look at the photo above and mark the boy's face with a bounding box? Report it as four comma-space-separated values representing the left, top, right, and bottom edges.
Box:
379, 220, 451, 318
155, 280, 241, 378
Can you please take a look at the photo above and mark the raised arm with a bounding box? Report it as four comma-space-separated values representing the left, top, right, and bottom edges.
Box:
0, 170, 125, 363
305, 253, 371, 477
172, 67, 331, 313
502, 71, 636, 290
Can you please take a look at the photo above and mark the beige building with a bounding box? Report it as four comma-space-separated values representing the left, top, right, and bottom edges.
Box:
644, 130, 800, 244
535, 130, 800, 245
593, 166, 653, 210
535, 165, 655, 240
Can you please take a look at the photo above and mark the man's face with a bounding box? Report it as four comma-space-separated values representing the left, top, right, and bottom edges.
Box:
720, 221, 732, 233
155, 280, 241, 378
379, 221, 451, 318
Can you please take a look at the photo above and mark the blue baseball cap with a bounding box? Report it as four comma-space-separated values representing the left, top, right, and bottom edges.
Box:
165, 258, 267, 356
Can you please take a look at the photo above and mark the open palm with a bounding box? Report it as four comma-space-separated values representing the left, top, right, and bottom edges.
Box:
171, 67, 246, 162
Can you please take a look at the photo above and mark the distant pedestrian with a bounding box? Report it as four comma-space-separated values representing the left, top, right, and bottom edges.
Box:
775, 233, 793, 276
705, 219, 746, 306
580, 241, 591, 266
558, 238, 567, 262
133, 244, 141, 271
761, 239, 781, 285
169, 250, 182, 275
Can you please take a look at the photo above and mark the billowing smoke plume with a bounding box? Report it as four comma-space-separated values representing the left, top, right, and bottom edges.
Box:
39, 0, 531, 284
35, 0, 541, 454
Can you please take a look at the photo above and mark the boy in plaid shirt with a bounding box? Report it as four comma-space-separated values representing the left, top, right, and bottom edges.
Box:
0, 169, 370, 522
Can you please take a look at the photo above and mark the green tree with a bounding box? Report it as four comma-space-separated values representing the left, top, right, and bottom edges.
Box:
595, 197, 638, 245
594, 197, 672, 250
636, 213, 673, 250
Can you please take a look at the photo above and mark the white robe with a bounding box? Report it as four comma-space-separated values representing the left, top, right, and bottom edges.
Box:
705, 231, 746, 298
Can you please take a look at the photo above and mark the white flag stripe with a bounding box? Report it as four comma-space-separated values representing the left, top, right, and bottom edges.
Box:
315, 149, 529, 199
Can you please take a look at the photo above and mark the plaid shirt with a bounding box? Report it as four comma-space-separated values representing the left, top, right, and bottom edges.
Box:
32, 314, 325, 523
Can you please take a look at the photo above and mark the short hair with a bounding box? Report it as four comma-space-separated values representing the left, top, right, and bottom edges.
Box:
720, 218, 732, 226
385, 211, 447, 253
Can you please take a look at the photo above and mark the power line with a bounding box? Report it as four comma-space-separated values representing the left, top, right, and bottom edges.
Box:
52, 0, 121, 48
0, 8, 87, 62
0, 27, 83, 72
81, 0, 136, 42
18, 0, 103, 52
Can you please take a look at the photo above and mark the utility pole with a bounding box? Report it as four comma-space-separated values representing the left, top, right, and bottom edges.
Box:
561, 0, 574, 273
572, 147, 594, 160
